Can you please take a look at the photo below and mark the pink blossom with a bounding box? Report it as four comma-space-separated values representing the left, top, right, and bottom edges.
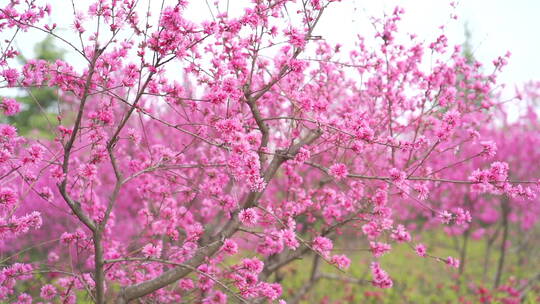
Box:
488, 162, 509, 181
1, 98, 21, 116
362, 221, 383, 240
329, 163, 348, 180
446, 256, 460, 268
373, 188, 388, 207
293, 147, 311, 164
141, 243, 162, 258
203, 290, 227, 304
454, 208, 472, 226
40, 284, 57, 300
439, 210, 453, 224
285, 27, 306, 48
389, 168, 406, 185
281, 229, 299, 250
331, 254, 351, 270
51, 166, 66, 183
259, 282, 282, 300
0, 187, 17, 207
480, 141, 497, 157
78, 163, 98, 180
239, 208, 259, 226
370, 241, 392, 258
415, 244, 427, 257
0, 124, 17, 139
242, 257, 264, 273
220, 239, 238, 255
436, 110, 461, 139
15, 293, 32, 304
178, 278, 195, 290
58, 125, 72, 137
27, 144, 45, 162
312, 236, 333, 256
371, 262, 393, 288
1, 68, 19, 86
391, 225, 411, 242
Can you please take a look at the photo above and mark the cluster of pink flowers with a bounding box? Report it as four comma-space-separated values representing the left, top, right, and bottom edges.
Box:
329, 163, 348, 180
370, 241, 392, 258
0, 98, 20, 116
415, 244, 427, 257
312, 236, 333, 258
370, 262, 393, 289
239, 208, 259, 226
446, 256, 460, 269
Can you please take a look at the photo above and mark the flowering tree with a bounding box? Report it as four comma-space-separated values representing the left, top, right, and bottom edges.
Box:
410, 82, 540, 302
0, 0, 537, 303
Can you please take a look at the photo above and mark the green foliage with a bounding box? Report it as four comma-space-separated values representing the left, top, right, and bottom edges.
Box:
30, 36, 65, 62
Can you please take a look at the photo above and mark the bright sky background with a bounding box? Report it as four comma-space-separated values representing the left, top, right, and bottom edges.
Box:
7, 0, 540, 97
310, 0, 540, 91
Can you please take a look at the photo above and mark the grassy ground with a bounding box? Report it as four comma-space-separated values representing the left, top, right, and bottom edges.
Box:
279, 230, 540, 303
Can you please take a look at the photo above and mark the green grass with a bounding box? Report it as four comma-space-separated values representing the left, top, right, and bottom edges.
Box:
278, 230, 540, 303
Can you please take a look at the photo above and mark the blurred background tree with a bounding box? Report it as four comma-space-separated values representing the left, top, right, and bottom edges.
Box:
3, 36, 63, 138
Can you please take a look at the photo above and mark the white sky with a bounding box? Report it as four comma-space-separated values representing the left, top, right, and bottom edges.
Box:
7, 0, 540, 95
315, 0, 540, 90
